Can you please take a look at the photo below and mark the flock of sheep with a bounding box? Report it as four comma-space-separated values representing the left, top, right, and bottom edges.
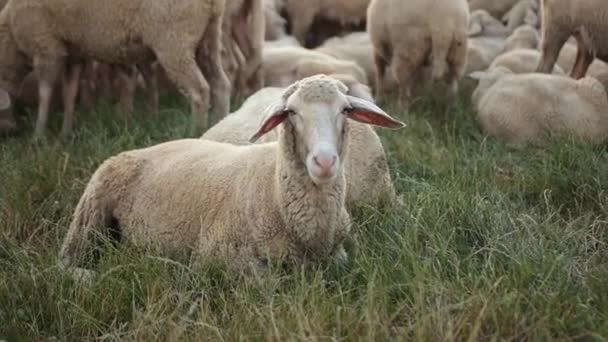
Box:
0, 0, 606, 274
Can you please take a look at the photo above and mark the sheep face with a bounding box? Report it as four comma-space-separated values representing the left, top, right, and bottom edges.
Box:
249, 75, 405, 185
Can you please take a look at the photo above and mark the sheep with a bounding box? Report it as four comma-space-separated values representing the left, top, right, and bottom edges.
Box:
556, 42, 608, 90
470, 67, 608, 146
263, 35, 301, 48
536, 0, 608, 80
203, 74, 399, 209
0, 88, 14, 132
283, 0, 370, 47
222, 0, 265, 100
264, 0, 286, 40
468, 0, 521, 19
262, 46, 368, 87
58, 75, 405, 275
502, 25, 540, 52
0, 0, 230, 137
502, 0, 540, 32
490, 49, 564, 74
368, 0, 469, 108
315, 32, 376, 89
468, 10, 510, 37
466, 36, 507, 75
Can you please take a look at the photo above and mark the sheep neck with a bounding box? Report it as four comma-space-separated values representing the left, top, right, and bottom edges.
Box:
274, 121, 347, 261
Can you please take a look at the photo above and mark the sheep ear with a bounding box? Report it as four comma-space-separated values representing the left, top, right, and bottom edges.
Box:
468, 21, 483, 36
249, 102, 290, 143
345, 95, 405, 129
0, 89, 10, 111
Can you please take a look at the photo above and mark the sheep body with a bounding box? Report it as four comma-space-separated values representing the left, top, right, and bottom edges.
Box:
490, 49, 564, 74
468, 0, 521, 18
502, 25, 539, 52
468, 10, 509, 37
466, 36, 507, 75
315, 33, 375, 88
471, 67, 608, 145
368, 0, 469, 107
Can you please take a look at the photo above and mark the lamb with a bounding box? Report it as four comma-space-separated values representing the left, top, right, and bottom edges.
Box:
315, 32, 376, 89
468, 0, 521, 19
466, 36, 507, 75
470, 67, 608, 146
536, 0, 608, 79
283, 0, 370, 47
502, 0, 540, 32
0, 0, 230, 137
490, 49, 564, 74
368, 0, 469, 108
468, 10, 509, 37
59, 75, 405, 275
502, 25, 540, 52
262, 46, 368, 87
203, 74, 399, 209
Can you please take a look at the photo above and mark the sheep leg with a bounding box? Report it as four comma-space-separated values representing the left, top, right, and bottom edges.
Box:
445, 37, 467, 107
536, 29, 570, 74
116, 65, 136, 115
392, 52, 421, 110
79, 60, 96, 112
570, 34, 594, 79
60, 61, 82, 138
374, 52, 388, 99
34, 57, 64, 138
137, 62, 160, 113
198, 14, 231, 125
289, 7, 315, 47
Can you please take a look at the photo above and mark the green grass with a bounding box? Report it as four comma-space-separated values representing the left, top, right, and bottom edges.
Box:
1, 89, 607, 340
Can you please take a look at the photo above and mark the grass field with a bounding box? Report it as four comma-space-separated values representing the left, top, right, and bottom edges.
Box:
1, 87, 607, 340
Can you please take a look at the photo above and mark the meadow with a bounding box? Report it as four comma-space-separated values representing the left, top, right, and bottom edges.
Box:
1, 86, 607, 340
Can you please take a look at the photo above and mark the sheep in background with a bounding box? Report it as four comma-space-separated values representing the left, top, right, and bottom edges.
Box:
368, 0, 469, 109
262, 46, 368, 87
264, 0, 286, 40
536, 0, 608, 79
315, 32, 376, 89
502, 25, 540, 52
203, 74, 400, 209
468, 0, 521, 19
468, 10, 510, 37
466, 36, 507, 75
556, 42, 608, 89
490, 49, 564, 74
470, 67, 608, 146
283, 0, 370, 48
502, 0, 540, 32
59, 75, 405, 275
0, 0, 230, 137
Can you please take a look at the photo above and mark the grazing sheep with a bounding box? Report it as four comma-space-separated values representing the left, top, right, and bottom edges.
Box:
470, 67, 608, 145
0, 88, 14, 132
59, 75, 405, 274
0, 0, 230, 137
262, 46, 368, 87
502, 0, 540, 32
466, 36, 507, 75
468, 0, 521, 19
315, 32, 376, 88
536, 0, 608, 79
490, 49, 564, 74
502, 25, 540, 52
468, 10, 509, 37
203, 74, 399, 209
368, 0, 469, 108
283, 0, 370, 47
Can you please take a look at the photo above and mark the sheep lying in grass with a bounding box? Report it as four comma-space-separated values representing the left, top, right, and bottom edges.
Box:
59, 75, 405, 274
536, 0, 608, 79
470, 67, 608, 146
0, 0, 230, 137
502, 25, 540, 52
368, 0, 469, 108
466, 36, 507, 75
283, 0, 370, 47
556, 42, 608, 90
468, 0, 521, 19
203, 74, 399, 209
262, 46, 368, 87
502, 0, 540, 32
490, 49, 564, 74
468, 10, 510, 37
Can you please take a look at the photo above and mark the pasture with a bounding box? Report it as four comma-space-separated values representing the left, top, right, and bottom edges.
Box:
1, 90, 607, 340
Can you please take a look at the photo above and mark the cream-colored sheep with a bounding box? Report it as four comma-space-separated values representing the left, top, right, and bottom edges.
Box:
470, 67, 608, 145
502, 25, 540, 52
59, 75, 405, 275
222, 0, 265, 100
466, 36, 507, 75
264, 0, 286, 40
203, 75, 399, 209
0, 0, 230, 137
468, 10, 509, 37
502, 0, 540, 32
368, 0, 469, 108
536, 0, 608, 79
283, 0, 370, 47
490, 49, 564, 74
556, 42, 608, 90
468, 0, 521, 18
264, 35, 301, 48
315, 32, 376, 89
262, 46, 368, 87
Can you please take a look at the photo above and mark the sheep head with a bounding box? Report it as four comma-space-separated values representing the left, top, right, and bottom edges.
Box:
250, 75, 405, 185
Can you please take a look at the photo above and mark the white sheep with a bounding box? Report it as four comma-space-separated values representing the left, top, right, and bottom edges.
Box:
283, 0, 370, 47
262, 46, 368, 87
315, 33, 376, 89
468, 0, 521, 19
59, 75, 405, 274
536, 0, 608, 79
264, 0, 286, 40
368, 0, 469, 108
556, 42, 608, 90
203, 74, 399, 209
263, 35, 301, 48
0, 0, 230, 137
502, 0, 540, 32
468, 10, 510, 37
490, 49, 564, 74
470, 67, 608, 146
466, 36, 507, 75
502, 25, 540, 52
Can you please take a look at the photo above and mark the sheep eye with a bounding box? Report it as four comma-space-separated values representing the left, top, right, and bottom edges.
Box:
342, 107, 354, 115
284, 109, 296, 116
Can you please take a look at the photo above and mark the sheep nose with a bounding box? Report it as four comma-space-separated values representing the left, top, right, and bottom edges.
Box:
313, 154, 337, 174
